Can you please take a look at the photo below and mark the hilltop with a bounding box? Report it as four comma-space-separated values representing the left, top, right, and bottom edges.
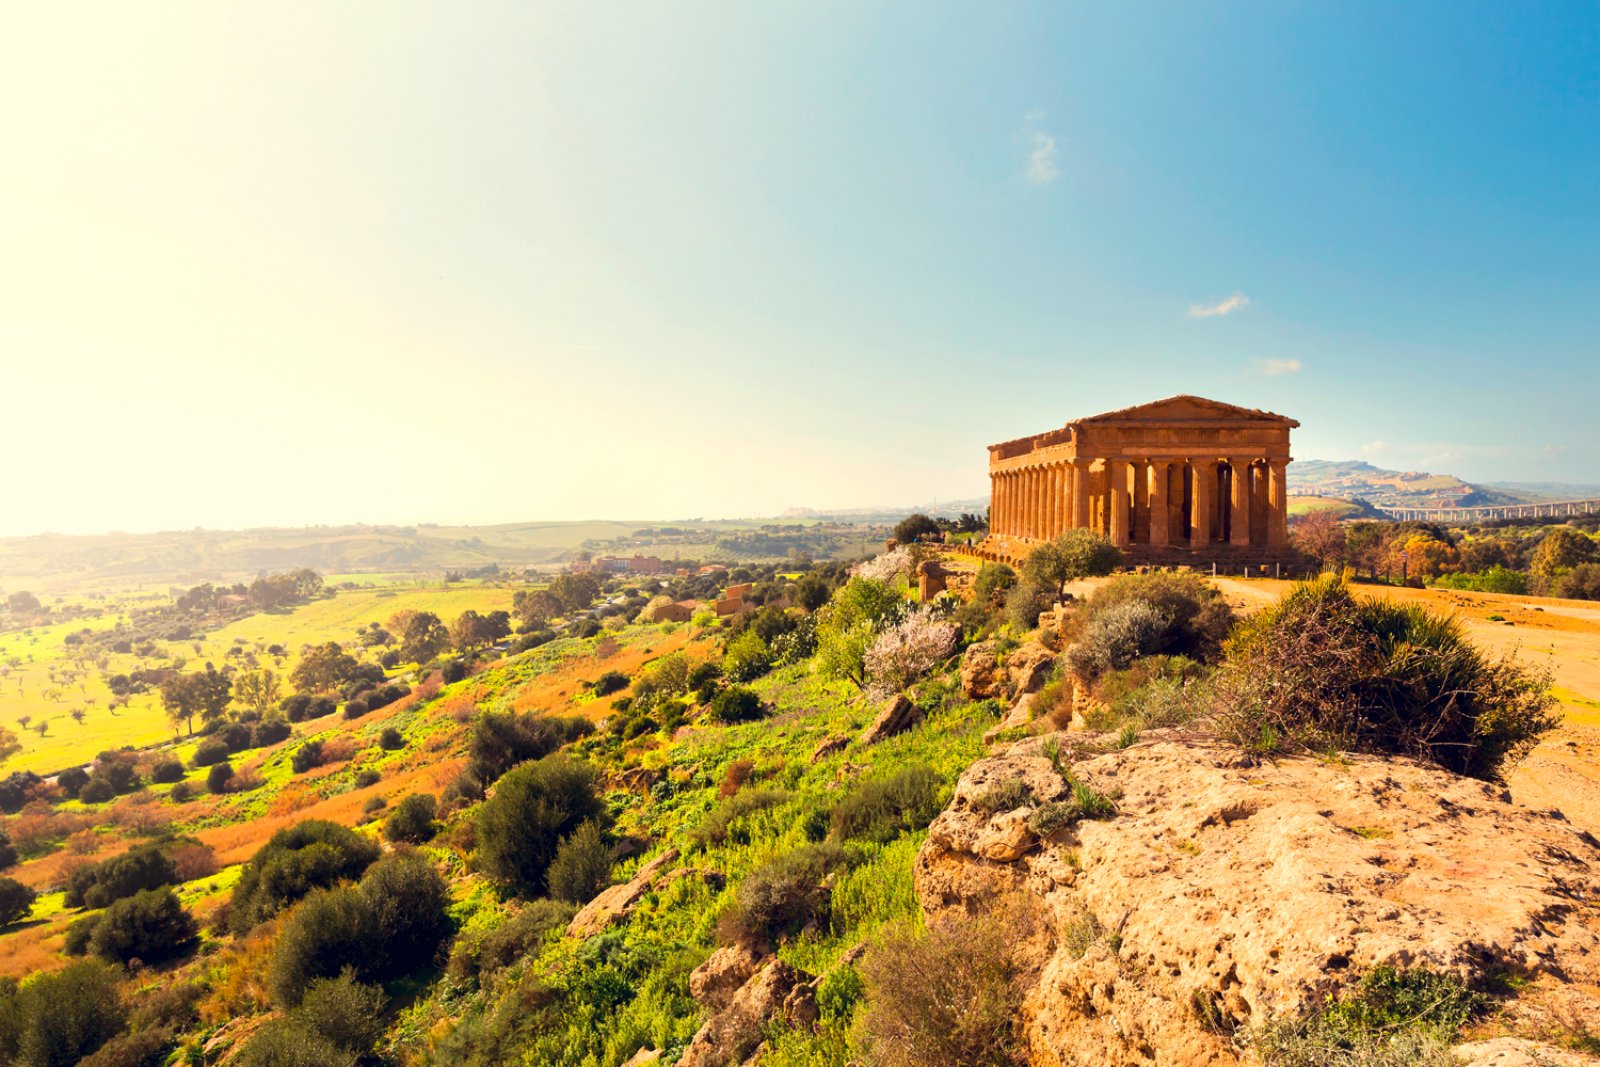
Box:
1288, 459, 1556, 510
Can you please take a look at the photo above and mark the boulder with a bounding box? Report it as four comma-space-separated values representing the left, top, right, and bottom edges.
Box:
568, 847, 680, 938
960, 641, 1004, 700
809, 734, 849, 764
690, 941, 767, 1014
858, 694, 920, 746
1006, 642, 1057, 697
678, 959, 817, 1067
916, 733, 1600, 1066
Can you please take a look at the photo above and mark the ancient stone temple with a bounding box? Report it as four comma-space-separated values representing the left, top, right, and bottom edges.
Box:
983, 395, 1298, 564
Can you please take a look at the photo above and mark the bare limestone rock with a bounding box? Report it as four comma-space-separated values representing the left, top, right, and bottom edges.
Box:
678, 959, 816, 1067
916, 733, 1600, 1067
960, 641, 1004, 700
858, 694, 920, 746
1006, 642, 1057, 696
567, 847, 680, 938
809, 734, 848, 764
689, 942, 767, 1014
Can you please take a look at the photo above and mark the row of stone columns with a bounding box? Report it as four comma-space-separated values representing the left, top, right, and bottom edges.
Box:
990, 457, 1289, 549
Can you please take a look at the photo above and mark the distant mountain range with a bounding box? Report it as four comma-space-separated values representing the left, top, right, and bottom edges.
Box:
1289, 460, 1600, 510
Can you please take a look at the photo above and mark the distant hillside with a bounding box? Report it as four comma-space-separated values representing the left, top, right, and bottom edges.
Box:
1288, 460, 1544, 510
780, 497, 989, 523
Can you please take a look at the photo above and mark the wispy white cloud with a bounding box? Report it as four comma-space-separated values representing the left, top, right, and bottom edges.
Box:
1254, 357, 1302, 376
1018, 112, 1059, 185
1188, 292, 1250, 318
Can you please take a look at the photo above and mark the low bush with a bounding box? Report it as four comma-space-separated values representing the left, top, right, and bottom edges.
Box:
829, 765, 944, 843
150, 759, 185, 785
207, 762, 235, 794
253, 718, 292, 746
707, 687, 764, 724
0, 876, 35, 926
383, 794, 437, 845
545, 819, 612, 905
592, 670, 629, 697
0, 960, 127, 1067
719, 842, 854, 947
228, 820, 381, 934
1212, 574, 1559, 779
475, 755, 604, 898
65, 844, 179, 909
190, 739, 231, 768
1252, 966, 1484, 1067
86, 887, 199, 966
857, 909, 1034, 1067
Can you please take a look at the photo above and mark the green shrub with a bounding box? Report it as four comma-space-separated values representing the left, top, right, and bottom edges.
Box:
708, 687, 765, 724
719, 843, 854, 947
722, 630, 773, 683
0, 960, 127, 1067
228, 820, 381, 934
545, 820, 613, 905
290, 973, 387, 1056
1212, 574, 1559, 779
1004, 578, 1056, 631
592, 670, 629, 697
383, 794, 437, 845
0, 877, 35, 926
972, 563, 1018, 604
269, 889, 373, 1007
190, 738, 231, 768
475, 755, 604, 898
1253, 966, 1485, 1067
87, 888, 198, 966
829, 765, 944, 843
206, 761, 234, 794
857, 911, 1030, 1067
150, 759, 185, 785
359, 851, 451, 977
65, 845, 179, 909
234, 1019, 356, 1067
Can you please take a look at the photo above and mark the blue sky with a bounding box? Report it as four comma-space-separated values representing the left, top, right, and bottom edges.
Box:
1, 3, 1596, 534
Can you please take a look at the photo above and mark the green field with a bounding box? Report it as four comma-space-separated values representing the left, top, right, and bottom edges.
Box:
0, 582, 518, 776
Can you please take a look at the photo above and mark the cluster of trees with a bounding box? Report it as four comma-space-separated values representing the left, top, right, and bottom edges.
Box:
1293, 513, 1600, 599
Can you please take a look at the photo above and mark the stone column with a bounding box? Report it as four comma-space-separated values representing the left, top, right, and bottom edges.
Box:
1229, 459, 1252, 547
1070, 459, 1090, 529
1191, 461, 1215, 545
1108, 460, 1130, 547
1267, 459, 1289, 546
1147, 461, 1170, 546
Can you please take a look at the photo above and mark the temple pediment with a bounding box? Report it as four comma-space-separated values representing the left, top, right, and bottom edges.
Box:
1073, 395, 1299, 428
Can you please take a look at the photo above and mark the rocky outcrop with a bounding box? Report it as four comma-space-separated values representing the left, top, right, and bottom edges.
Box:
568, 847, 679, 938
1006, 642, 1056, 696
960, 641, 1005, 700
679, 959, 817, 1067
858, 694, 920, 746
689, 942, 766, 1014
916, 732, 1600, 1066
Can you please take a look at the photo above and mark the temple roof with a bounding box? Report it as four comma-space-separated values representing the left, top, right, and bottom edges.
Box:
1074, 394, 1299, 427
987, 394, 1298, 451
